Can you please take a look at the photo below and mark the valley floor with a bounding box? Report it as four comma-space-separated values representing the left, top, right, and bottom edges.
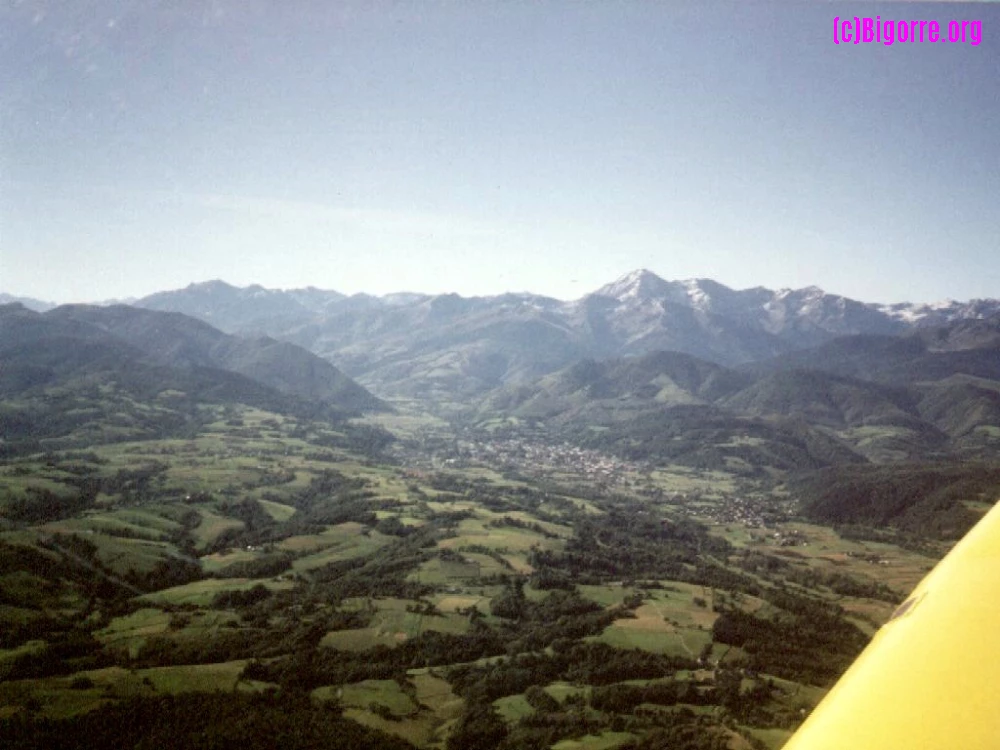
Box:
0, 403, 950, 749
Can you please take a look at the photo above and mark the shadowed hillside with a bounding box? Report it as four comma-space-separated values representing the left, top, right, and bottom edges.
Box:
0, 304, 384, 456
46, 305, 384, 413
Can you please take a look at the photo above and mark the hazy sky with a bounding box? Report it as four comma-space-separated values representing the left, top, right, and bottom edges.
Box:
2, 1, 998, 304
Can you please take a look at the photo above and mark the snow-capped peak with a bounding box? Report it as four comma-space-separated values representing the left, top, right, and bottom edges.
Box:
594, 269, 671, 301
682, 279, 711, 309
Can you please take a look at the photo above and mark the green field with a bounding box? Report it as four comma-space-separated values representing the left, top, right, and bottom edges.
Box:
743, 727, 795, 750
290, 524, 388, 571
1, 396, 958, 750
138, 578, 295, 607
318, 679, 419, 717
320, 597, 470, 650
494, 693, 533, 723
551, 732, 638, 750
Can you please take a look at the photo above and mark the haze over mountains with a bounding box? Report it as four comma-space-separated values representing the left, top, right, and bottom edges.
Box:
3, 276, 1000, 748
0, 303, 384, 455
46, 305, 382, 412
125, 270, 1000, 398
59, 271, 1000, 467
7, 270, 1000, 402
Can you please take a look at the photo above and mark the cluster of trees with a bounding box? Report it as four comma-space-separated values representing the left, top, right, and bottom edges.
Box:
736, 551, 899, 602
0, 457, 176, 529
793, 462, 1000, 540
447, 642, 763, 750
309, 537, 434, 602
1, 486, 96, 524
213, 553, 294, 579
206, 470, 388, 553
712, 597, 867, 685
0, 690, 416, 750
120, 556, 202, 592
487, 515, 559, 539
567, 405, 838, 474
210, 583, 273, 609
128, 610, 338, 668
307, 423, 396, 456
488, 582, 622, 652
529, 504, 733, 586
449, 643, 699, 704
424, 474, 564, 521
0, 629, 110, 682
590, 680, 712, 713
248, 624, 509, 690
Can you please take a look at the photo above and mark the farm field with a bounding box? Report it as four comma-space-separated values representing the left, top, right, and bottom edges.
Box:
0, 400, 969, 750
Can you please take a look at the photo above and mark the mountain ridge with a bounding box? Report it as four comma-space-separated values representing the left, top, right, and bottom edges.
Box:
474, 320, 1000, 467
8, 270, 1000, 398
8, 270, 999, 323
135, 271, 1000, 397
44, 304, 385, 413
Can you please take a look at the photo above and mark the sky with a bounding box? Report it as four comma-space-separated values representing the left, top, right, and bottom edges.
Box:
1, 0, 998, 305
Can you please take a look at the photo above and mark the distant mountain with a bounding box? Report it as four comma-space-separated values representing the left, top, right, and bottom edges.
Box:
875, 298, 1000, 328
257, 292, 586, 400
482, 350, 750, 421
583, 271, 904, 360
474, 312, 1000, 468
0, 293, 56, 312
747, 315, 1000, 385
720, 369, 950, 462
0, 307, 301, 453
45, 305, 383, 413
735, 316, 1000, 460
138, 280, 346, 334
131, 271, 1000, 398
0, 303, 384, 454
720, 369, 923, 430
477, 350, 868, 472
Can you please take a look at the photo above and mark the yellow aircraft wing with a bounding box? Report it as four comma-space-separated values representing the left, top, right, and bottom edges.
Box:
782, 499, 1000, 749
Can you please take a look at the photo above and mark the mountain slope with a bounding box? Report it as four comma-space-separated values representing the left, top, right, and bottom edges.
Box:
748, 316, 1000, 385
476, 350, 867, 472
132, 271, 1000, 398
137, 280, 341, 334
0, 303, 388, 456
915, 377, 1000, 452
475, 314, 1000, 468
792, 463, 1000, 539
482, 350, 750, 420
291, 293, 587, 399
0, 293, 55, 312
721, 370, 923, 430
46, 305, 383, 413
0, 304, 349, 454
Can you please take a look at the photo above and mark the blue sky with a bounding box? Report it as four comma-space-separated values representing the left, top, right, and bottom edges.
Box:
2, 1, 998, 304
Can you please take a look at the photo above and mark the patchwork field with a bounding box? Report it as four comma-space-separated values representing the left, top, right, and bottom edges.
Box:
551, 732, 638, 750
1, 398, 970, 750
138, 578, 296, 607
288, 527, 392, 572
320, 597, 471, 651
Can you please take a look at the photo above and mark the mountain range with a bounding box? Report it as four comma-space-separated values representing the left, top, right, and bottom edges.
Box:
46, 304, 382, 412
3, 271, 999, 503
479, 326, 1000, 469
0, 303, 384, 455
123, 270, 1000, 398
9, 270, 1000, 463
